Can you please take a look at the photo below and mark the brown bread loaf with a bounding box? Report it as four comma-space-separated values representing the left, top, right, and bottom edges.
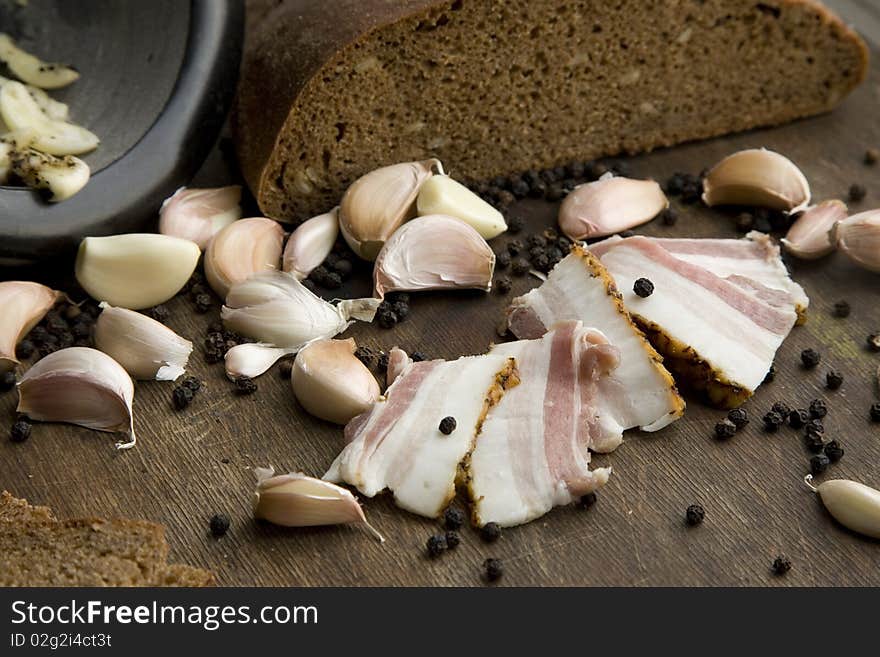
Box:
235, 0, 867, 223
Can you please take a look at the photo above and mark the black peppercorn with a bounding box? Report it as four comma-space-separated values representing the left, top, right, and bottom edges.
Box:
867, 333, 880, 352
753, 213, 772, 233
234, 377, 257, 395
578, 491, 597, 509
771, 401, 792, 418
527, 234, 547, 249
510, 178, 529, 199
763, 364, 776, 384
804, 433, 825, 454
203, 347, 223, 365
209, 513, 230, 537
788, 409, 810, 429
870, 402, 880, 422
735, 212, 755, 233
763, 411, 784, 432
685, 504, 705, 526
480, 521, 502, 543
495, 277, 513, 295
333, 259, 353, 278
507, 239, 524, 256
810, 454, 830, 475
148, 305, 170, 323
772, 555, 792, 576
586, 162, 608, 180
17, 339, 34, 359
826, 371, 844, 390
10, 419, 31, 443
556, 236, 573, 252
824, 440, 844, 463
377, 309, 398, 329
29, 326, 49, 345
392, 301, 410, 321
808, 399, 827, 419
278, 359, 293, 379
565, 161, 585, 179
444, 507, 465, 530
507, 215, 525, 234
411, 351, 428, 362
545, 183, 566, 202
714, 419, 737, 440
848, 183, 867, 202
665, 173, 685, 195
511, 257, 531, 276
438, 416, 457, 435
194, 294, 213, 314
533, 254, 550, 272
0, 371, 15, 392
727, 408, 749, 429
484, 557, 504, 582
171, 386, 193, 410
800, 348, 821, 369
619, 230, 635, 238
182, 376, 201, 393
445, 530, 460, 549
658, 207, 678, 226
354, 346, 375, 367
633, 278, 654, 298
323, 272, 343, 289
426, 534, 447, 558
71, 321, 91, 340
832, 300, 851, 318
496, 251, 511, 269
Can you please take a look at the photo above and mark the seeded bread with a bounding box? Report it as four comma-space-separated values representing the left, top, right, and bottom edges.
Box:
235, 0, 867, 223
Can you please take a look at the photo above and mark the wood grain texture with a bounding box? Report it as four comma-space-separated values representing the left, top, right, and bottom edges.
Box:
2, 4, 880, 588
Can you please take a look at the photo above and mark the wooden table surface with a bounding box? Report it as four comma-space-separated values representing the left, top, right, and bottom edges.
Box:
2, 1, 880, 587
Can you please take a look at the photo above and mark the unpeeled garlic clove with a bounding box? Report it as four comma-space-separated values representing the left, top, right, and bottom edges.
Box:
781, 200, 847, 259
702, 148, 811, 212
805, 474, 880, 539
17, 346, 137, 449
158, 186, 242, 250
373, 214, 495, 298
222, 269, 379, 349
254, 466, 384, 542
0, 281, 62, 372
224, 343, 294, 379
282, 207, 339, 280
9, 147, 90, 201
339, 159, 442, 261
205, 217, 284, 298
93, 303, 192, 381
76, 234, 201, 310
558, 174, 668, 240
833, 209, 880, 272
0, 34, 80, 89
291, 338, 380, 425
416, 174, 507, 239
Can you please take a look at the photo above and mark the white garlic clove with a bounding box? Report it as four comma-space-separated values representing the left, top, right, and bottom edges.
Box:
221, 269, 379, 349
204, 217, 284, 298
75, 233, 201, 310
373, 214, 496, 298
0, 281, 62, 372
781, 200, 847, 260
702, 148, 811, 212
9, 147, 90, 202
0, 34, 80, 89
291, 338, 380, 425
0, 75, 70, 120
282, 207, 340, 280
224, 343, 294, 379
385, 346, 412, 387
158, 186, 242, 250
833, 209, 880, 273
254, 466, 384, 542
17, 347, 137, 449
93, 303, 192, 381
558, 174, 668, 240
416, 175, 507, 239
0, 80, 98, 155
339, 159, 442, 261
806, 475, 880, 539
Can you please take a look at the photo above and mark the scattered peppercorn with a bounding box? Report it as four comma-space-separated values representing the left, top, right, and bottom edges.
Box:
484, 558, 504, 582
392, 301, 410, 321
426, 534, 448, 558
619, 230, 635, 238
194, 294, 213, 314
278, 359, 293, 379
0, 371, 15, 392
545, 183, 566, 202
832, 300, 851, 318
753, 212, 772, 233
714, 419, 737, 440
867, 333, 880, 352
735, 212, 755, 233
511, 257, 531, 276
480, 521, 502, 543
354, 346, 375, 367
808, 399, 827, 419
496, 251, 511, 269
444, 507, 465, 530
865, 148, 880, 166
182, 376, 201, 393
804, 433, 825, 454
727, 408, 749, 430
209, 513, 230, 537
826, 371, 844, 390
377, 353, 389, 372
771, 401, 792, 418
438, 416, 457, 435
578, 492, 597, 509
763, 411, 784, 432
411, 351, 428, 362
772, 555, 792, 576
377, 309, 398, 329
507, 215, 525, 233
848, 183, 867, 202
870, 402, 880, 422
234, 377, 257, 395
685, 504, 705, 526
495, 277, 513, 295
510, 178, 529, 198
805, 418, 825, 434
800, 348, 821, 369
333, 259, 353, 278
71, 321, 91, 339
17, 339, 34, 359
203, 347, 223, 365
810, 454, 830, 475
763, 365, 776, 384
659, 207, 679, 226
148, 305, 170, 323
445, 530, 460, 549
507, 240, 524, 256
10, 419, 31, 443
171, 386, 193, 410
824, 440, 844, 463
788, 409, 810, 429
633, 278, 654, 298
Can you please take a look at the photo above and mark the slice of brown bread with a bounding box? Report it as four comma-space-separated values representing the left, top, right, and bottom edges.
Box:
235, 0, 867, 223
0, 490, 56, 524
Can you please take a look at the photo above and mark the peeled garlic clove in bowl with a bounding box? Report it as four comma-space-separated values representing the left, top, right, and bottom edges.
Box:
9, 148, 90, 202
416, 175, 507, 239
782, 200, 848, 260
0, 34, 80, 89
702, 148, 811, 212
373, 214, 495, 298
158, 186, 242, 250
291, 338, 380, 425
75, 234, 201, 310
0, 281, 62, 372
558, 174, 668, 240
834, 209, 880, 273
282, 207, 339, 280
205, 217, 284, 298
339, 159, 441, 261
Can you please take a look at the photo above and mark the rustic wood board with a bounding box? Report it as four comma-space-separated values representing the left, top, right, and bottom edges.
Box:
2, 1, 880, 587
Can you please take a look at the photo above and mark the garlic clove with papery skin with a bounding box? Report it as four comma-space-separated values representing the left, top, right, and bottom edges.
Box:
373, 214, 495, 298
702, 148, 811, 212
557, 174, 668, 240
781, 200, 847, 260
93, 303, 192, 381
282, 207, 340, 280
339, 159, 442, 261
833, 209, 880, 273
416, 175, 507, 239
0, 281, 62, 372
224, 343, 295, 380
17, 347, 137, 449
204, 217, 284, 298
291, 338, 380, 425
385, 347, 412, 387
0, 34, 80, 89
158, 186, 242, 250
253, 466, 384, 542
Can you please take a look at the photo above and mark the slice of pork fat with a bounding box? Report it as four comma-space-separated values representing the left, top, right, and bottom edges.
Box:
506, 245, 684, 452
323, 354, 519, 518
594, 236, 799, 408
469, 322, 619, 527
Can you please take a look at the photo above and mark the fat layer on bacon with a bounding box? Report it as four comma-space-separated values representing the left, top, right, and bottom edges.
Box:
468, 322, 618, 527
506, 245, 684, 452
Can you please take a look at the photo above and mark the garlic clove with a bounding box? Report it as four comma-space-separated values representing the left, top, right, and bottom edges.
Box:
385, 346, 413, 387
373, 214, 496, 298
0, 34, 80, 89
282, 207, 340, 280
158, 186, 242, 250
224, 343, 294, 379
702, 148, 811, 212
0, 80, 98, 155
16, 346, 137, 449
93, 303, 192, 381
0, 281, 62, 372
0, 74, 68, 120
806, 475, 880, 539
291, 338, 380, 425
75, 233, 201, 310
416, 174, 507, 239
558, 174, 668, 240
9, 147, 90, 202
834, 209, 880, 273
204, 217, 284, 298
339, 159, 442, 261
781, 200, 847, 260
253, 466, 384, 541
